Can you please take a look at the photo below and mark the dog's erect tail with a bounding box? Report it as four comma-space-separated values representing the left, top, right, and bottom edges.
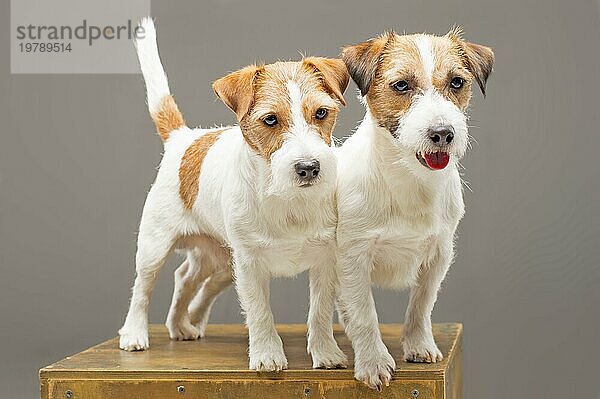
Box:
135, 17, 185, 142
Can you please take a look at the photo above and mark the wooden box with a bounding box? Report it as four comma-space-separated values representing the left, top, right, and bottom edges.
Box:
40, 323, 462, 399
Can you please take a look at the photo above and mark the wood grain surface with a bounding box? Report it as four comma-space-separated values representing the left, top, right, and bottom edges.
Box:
40, 323, 462, 398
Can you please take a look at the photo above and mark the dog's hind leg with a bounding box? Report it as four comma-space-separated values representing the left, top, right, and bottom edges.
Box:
119, 215, 177, 351
188, 268, 233, 337
165, 249, 212, 340
335, 300, 348, 329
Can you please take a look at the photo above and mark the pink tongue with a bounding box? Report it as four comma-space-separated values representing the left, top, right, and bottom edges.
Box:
424, 152, 450, 170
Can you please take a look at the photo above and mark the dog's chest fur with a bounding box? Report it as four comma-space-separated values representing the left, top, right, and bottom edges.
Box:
369, 179, 445, 289
248, 195, 337, 277
338, 123, 464, 290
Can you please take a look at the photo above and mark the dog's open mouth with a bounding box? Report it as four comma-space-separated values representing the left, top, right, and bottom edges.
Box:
416, 151, 450, 170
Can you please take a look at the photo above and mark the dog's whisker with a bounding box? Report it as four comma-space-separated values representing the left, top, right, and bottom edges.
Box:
467, 134, 479, 146
460, 178, 473, 193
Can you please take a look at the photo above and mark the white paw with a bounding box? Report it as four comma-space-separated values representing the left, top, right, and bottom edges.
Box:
118, 329, 149, 351
166, 317, 200, 341
402, 336, 443, 363
249, 347, 288, 372
354, 348, 396, 391
308, 340, 348, 369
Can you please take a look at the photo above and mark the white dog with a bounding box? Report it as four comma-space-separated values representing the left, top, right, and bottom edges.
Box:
118, 18, 350, 372
335, 28, 494, 389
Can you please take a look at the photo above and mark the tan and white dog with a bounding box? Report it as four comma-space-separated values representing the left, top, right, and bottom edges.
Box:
335, 29, 494, 389
118, 19, 350, 372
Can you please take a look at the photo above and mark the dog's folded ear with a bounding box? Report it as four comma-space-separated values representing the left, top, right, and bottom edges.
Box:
462, 42, 494, 96
302, 57, 350, 106
341, 32, 395, 96
447, 27, 494, 96
213, 65, 263, 119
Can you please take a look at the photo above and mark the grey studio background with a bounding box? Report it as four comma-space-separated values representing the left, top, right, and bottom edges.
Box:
1, 0, 599, 398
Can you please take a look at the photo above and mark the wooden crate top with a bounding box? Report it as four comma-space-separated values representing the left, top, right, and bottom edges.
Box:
40, 323, 462, 381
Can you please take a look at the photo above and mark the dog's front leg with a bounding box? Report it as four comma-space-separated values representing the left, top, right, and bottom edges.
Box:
233, 252, 288, 372
307, 247, 348, 369
402, 237, 453, 363
338, 243, 395, 390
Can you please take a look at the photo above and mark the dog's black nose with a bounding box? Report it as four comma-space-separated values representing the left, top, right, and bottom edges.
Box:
295, 159, 320, 182
428, 125, 455, 146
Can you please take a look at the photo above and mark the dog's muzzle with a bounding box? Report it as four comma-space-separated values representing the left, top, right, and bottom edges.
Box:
415, 125, 455, 170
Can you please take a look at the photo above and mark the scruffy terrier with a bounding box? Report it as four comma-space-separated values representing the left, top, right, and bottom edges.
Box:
119, 18, 350, 372
335, 28, 494, 389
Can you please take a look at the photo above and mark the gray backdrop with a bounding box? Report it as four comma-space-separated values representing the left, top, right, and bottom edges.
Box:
1, 0, 599, 398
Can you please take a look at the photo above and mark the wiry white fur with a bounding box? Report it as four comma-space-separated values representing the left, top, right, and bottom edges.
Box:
135, 17, 170, 114
119, 19, 346, 372
416, 35, 435, 84
336, 33, 468, 390
287, 81, 306, 129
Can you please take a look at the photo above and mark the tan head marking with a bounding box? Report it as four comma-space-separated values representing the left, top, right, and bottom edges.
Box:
213, 65, 263, 119
341, 32, 394, 96
343, 30, 494, 135
302, 57, 350, 106
445, 28, 494, 96
214, 59, 348, 161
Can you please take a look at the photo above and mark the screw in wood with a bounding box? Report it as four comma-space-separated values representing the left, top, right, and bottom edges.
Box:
177, 385, 185, 394
65, 390, 73, 398
411, 389, 419, 397
304, 386, 311, 396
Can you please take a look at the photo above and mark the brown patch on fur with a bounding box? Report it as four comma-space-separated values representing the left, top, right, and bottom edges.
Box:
179, 128, 228, 209
302, 97, 336, 146
365, 35, 422, 134
240, 108, 288, 161
238, 63, 294, 160
300, 58, 347, 145
213, 65, 263, 119
461, 46, 494, 96
445, 26, 494, 96
431, 37, 474, 111
151, 95, 185, 141
302, 57, 350, 106
341, 32, 394, 96
215, 59, 346, 161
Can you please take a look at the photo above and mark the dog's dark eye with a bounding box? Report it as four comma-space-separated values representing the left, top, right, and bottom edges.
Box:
263, 114, 278, 126
315, 108, 328, 120
450, 77, 464, 90
392, 80, 410, 92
